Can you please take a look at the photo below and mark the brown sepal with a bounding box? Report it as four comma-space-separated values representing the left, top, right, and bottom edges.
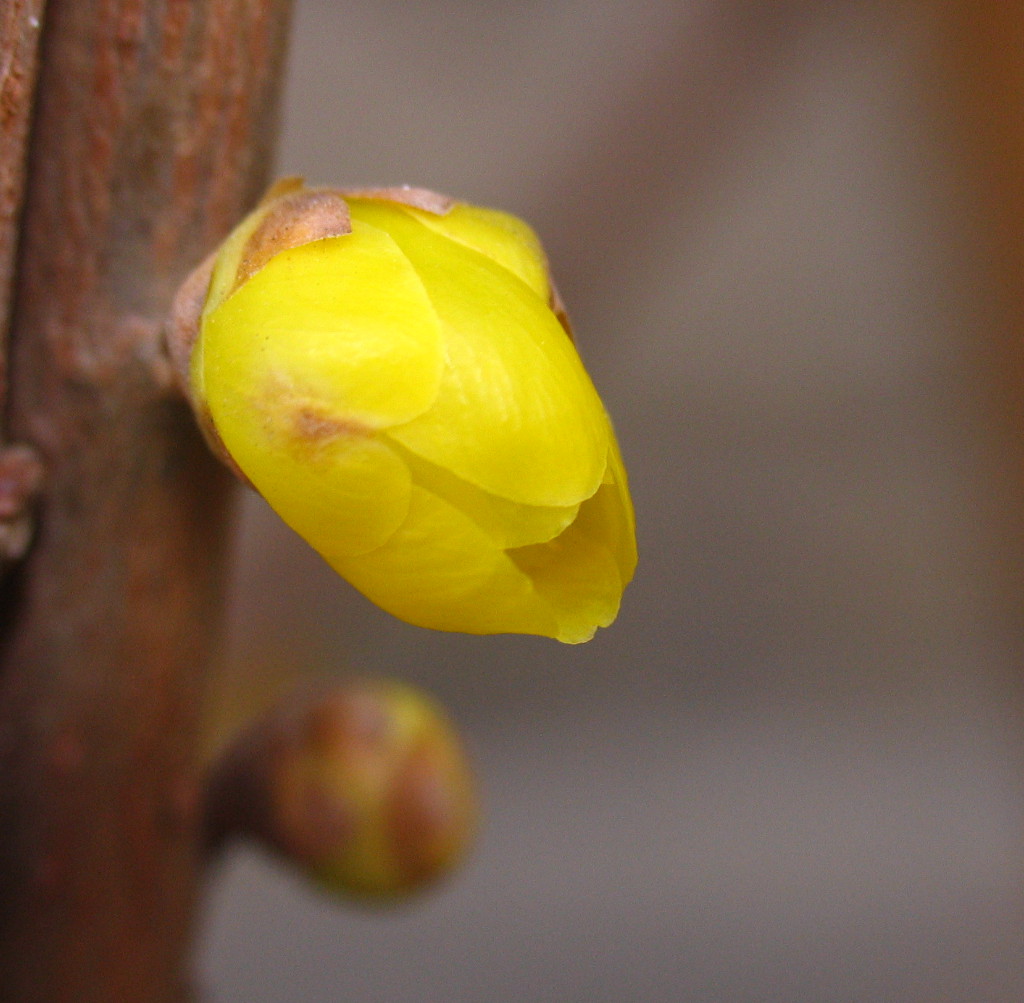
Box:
341, 185, 456, 216
232, 188, 351, 292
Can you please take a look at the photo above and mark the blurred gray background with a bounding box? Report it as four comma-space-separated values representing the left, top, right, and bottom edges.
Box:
196, 3, 1024, 1000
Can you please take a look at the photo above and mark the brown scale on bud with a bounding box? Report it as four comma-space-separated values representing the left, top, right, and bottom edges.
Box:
386, 731, 474, 890
548, 279, 575, 342
230, 183, 352, 295
343, 185, 456, 216
164, 180, 450, 483
166, 179, 350, 398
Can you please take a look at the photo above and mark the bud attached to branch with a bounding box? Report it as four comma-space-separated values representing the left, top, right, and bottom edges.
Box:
205, 680, 477, 901
170, 180, 636, 643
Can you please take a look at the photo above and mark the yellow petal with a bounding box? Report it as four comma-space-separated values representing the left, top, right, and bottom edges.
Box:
388, 440, 581, 549
200, 222, 444, 431
588, 435, 638, 586
329, 447, 633, 642
206, 377, 414, 557
507, 477, 633, 644
202, 198, 274, 317
349, 200, 608, 507
404, 202, 551, 301
330, 485, 562, 638
197, 222, 450, 558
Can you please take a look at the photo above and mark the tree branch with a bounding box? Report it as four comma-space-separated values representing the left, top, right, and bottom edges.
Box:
0, 1, 293, 999
0, 0, 45, 411
0, 2, 46, 563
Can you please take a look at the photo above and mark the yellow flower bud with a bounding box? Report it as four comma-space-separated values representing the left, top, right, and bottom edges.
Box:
187, 181, 636, 643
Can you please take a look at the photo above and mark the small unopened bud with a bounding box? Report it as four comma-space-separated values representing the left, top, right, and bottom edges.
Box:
207, 680, 477, 901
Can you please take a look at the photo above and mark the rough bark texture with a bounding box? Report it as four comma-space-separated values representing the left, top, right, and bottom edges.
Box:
0, 0, 46, 413
0, 1, 292, 999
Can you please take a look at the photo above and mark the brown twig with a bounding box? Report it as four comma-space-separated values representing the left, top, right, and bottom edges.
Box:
0, 2, 46, 561
0, 0, 45, 409
0, 1, 293, 999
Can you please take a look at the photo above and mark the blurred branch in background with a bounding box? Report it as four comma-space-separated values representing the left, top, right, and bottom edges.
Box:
938, 3, 1024, 624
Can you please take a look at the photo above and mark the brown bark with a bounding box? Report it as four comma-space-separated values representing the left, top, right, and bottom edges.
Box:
0, 1, 293, 1000
0, 0, 46, 412
0, 3, 46, 566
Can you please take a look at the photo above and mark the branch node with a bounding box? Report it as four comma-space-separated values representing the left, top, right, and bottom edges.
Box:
0, 442, 43, 562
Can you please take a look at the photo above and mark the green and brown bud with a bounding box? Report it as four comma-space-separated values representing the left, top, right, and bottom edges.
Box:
206, 680, 477, 900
